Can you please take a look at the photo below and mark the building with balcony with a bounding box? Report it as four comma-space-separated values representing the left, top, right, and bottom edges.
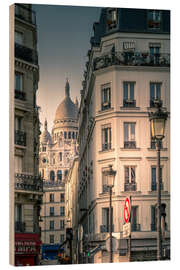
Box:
11, 3, 43, 266
77, 7, 170, 263
39, 80, 79, 260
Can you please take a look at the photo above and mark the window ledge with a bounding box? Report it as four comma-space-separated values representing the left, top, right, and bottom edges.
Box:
99, 148, 115, 154
147, 148, 168, 151
120, 106, 140, 110
121, 191, 141, 194
120, 147, 141, 151
148, 190, 169, 194
98, 107, 114, 114
99, 192, 115, 196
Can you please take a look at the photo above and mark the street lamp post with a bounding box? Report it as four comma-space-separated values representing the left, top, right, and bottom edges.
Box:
104, 165, 116, 263
149, 103, 168, 261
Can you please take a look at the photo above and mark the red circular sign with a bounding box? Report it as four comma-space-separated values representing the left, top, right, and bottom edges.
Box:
124, 197, 131, 223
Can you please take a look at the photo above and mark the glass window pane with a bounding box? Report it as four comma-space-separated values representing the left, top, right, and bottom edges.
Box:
150, 83, 155, 99
156, 83, 161, 98
130, 123, 135, 140
124, 123, 128, 141
130, 83, 134, 99
123, 83, 128, 99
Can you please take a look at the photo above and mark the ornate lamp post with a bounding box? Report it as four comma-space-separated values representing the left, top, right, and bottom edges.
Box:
149, 104, 168, 260
104, 165, 116, 263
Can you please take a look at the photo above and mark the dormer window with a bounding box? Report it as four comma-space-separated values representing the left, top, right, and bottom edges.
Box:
107, 8, 118, 30
148, 10, 161, 29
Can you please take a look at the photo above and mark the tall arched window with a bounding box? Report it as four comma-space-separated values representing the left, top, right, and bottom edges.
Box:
64, 131, 67, 139
72, 132, 75, 139
50, 170, 55, 182
68, 131, 71, 139
57, 170, 62, 181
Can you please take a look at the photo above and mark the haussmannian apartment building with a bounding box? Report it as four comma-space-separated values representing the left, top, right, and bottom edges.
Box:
77, 7, 170, 263
12, 3, 43, 266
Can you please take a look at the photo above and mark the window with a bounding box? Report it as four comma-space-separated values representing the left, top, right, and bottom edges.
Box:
60, 206, 65, 216
102, 169, 109, 193
59, 152, 62, 162
150, 82, 161, 107
42, 146, 46, 152
149, 44, 160, 65
15, 204, 22, 222
49, 235, 54, 244
151, 167, 163, 191
64, 131, 67, 139
100, 208, 113, 232
50, 171, 55, 182
107, 8, 117, 30
15, 116, 22, 131
64, 170, 68, 177
102, 125, 111, 151
131, 206, 140, 231
50, 220, 54, 230
123, 82, 136, 107
148, 10, 161, 29
101, 84, 111, 110
68, 131, 71, 139
151, 205, 157, 231
50, 207, 54, 216
60, 234, 64, 243
72, 132, 75, 139
15, 72, 23, 92
60, 193, 65, 203
49, 193, 54, 202
15, 31, 23, 45
124, 122, 136, 148
124, 166, 136, 191
57, 170, 62, 181
60, 220, 65, 230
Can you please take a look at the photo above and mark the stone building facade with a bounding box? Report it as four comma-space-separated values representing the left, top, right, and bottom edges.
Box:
39, 81, 78, 259
77, 7, 170, 263
13, 3, 43, 266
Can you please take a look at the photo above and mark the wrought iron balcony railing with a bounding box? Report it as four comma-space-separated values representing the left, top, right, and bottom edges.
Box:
15, 89, 26, 101
100, 224, 114, 233
43, 180, 64, 188
124, 182, 137, 191
15, 130, 26, 146
15, 4, 36, 25
151, 140, 163, 149
124, 141, 136, 149
15, 43, 38, 65
102, 143, 112, 151
150, 98, 163, 108
15, 221, 26, 233
131, 223, 141, 232
101, 102, 111, 111
15, 173, 43, 192
151, 181, 163, 191
93, 51, 170, 71
123, 99, 136, 108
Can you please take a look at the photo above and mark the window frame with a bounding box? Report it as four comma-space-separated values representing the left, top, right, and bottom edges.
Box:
101, 124, 112, 151
101, 83, 111, 111
124, 122, 136, 149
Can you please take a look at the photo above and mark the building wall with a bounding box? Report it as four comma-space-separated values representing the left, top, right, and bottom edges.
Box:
78, 8, 170, 262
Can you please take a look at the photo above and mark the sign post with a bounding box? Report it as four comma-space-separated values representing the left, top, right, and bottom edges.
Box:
123, 197, 131, 261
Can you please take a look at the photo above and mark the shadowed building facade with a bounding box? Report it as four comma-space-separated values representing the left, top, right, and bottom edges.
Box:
14, 3, 43, 266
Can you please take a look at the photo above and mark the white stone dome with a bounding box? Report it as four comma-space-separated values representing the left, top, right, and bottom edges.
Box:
54, 80, 78, 122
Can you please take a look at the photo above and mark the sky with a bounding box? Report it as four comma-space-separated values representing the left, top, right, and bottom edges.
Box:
33, 4, 101, 132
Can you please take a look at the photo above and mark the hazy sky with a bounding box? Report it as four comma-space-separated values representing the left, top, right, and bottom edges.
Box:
33, 4, 101, 132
